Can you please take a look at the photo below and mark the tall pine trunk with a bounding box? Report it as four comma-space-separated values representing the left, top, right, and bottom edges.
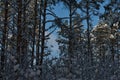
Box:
0, 1, 8, 80
68, 1, 73, 75
40, 0, 47, 77
36, 0, 42, 66
86, 0, 92, 79
86, 0, 91, 59
16, 0, 22, 79
17, 0, 22, 64
31, 0, 38, 67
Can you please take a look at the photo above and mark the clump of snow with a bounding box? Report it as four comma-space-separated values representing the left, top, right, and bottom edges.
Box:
29, 71, 36, 77
14, 64, 19, 71
36, 70, 40, 75
58, 78, 68, 80
10, 55, 17, 63
109, 34, 115, 39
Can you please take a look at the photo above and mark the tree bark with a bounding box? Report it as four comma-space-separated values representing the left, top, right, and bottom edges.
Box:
36, 0, 42, 66
17, 0, 22, 64
31, 0, 38, 67
15, 0, 22, 79
0, 1, 8, 80
68, 1, 73, 76
40, 0, 47, 77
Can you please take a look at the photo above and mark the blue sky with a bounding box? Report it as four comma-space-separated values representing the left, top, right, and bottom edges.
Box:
47, 1, 109, 57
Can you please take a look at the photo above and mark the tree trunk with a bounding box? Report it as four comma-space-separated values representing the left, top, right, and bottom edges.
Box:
40, 0, 47, 77
31, 0, 38, 67
16, 0, 22, 79
86, 0, 92, 79
36, 0, 42, 66
17, 0, 22, 64
86, 0, 91, 57
0, 1, 8, 80
68, 1, 73, 76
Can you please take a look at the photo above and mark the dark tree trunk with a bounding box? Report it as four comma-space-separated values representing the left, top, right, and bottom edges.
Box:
40, 0, 47, 77
31, 0, 38, 67
0, 1, 8, 80
17, 0, 22, 64
86, 0, 91, 57
16, 0, 22, 79
86, 0, 92, 79
36, 0, 42, 66
68, 1, 73, 58
68, 1, 73, 76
